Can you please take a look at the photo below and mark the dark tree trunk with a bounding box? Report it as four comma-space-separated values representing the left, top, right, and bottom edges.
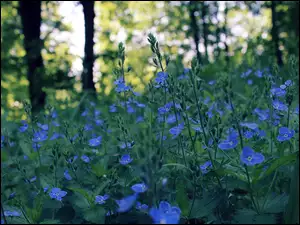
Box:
189, 1, 202, 65
201, 2, 209, 63
81, 1, 96, 94
19, 1, 46, 114
271, 1, 284, 67
214, 2, 221, 60
223, 2, 229, 66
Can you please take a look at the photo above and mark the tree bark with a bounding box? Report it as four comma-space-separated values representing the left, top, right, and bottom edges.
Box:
81, 1, 96, 94
19, 1, 46, 114
201, 2, 209, 63
189, 1, 202, 65
271, 1, 284, 67
223, 2, 229, 66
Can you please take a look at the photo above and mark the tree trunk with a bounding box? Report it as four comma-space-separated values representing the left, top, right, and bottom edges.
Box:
81, 1, 96, 94
201, 2, 209, 63
223, 2, 229, 66
214, 2, 221, 60
19, 1, 46, 114
189, 1, 202, 65
271, 1, 284, 67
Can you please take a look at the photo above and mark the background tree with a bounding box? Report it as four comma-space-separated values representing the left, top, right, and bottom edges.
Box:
271, 1, 283, 67
81, 1, 96, 96
18, 1, 46, 114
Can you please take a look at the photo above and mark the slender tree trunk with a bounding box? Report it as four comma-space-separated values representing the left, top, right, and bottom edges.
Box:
223, 2, 229, 66
19, 1, 46, 114
201, 2, 209, 63
214, 2, 221, 60
81, 1, 96, 94
271, 1, 284, 67
189, 1, 202, 65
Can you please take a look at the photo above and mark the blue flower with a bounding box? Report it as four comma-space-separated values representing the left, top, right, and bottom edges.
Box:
169, 123, 184, 139
95, 119, 104, 126
208, 80, 215, 85
119, 141, 134, 149
29, 176, 36, 183
127, 105, 136, 114
200, 161, 212, 174
155, 72, 168, 85
240, 146, 264, 166
255, 70, 263, 78
240, 122, 258, 130
52, 121, 60, 127
136, 202, 149, 211
243, 130, 253, 139
44, 186, 49, 193
64, 169, 72, 181
50, 132, 62, 140
255, 129, 266, 138
131, 183, 148, 193
162, 178, 168, 186
32, 130, 48, 142
81, 110, 88, 117
37, 122, 49, 131
51, 110, 57, 118
285, 80, 293, 86
94, 109, 101, 117
4, 210, 21, 217
277, 127, 294, 142
273, 100, 288, 111
295, 106, 299, 114
89, 136, 102, 147
84, 124, 93, 131
49, 187, 67, 201
271, 87, 286, 97
67, 155, 78, 163
115, 193, 138, 213
166, 114, 179, 124
247, 79, 253, 85
280, 84, 286, 90
81, 155, 90, 163
95, 194, 109, 204
218, 138, 238, 150
8, 192, 16, 200
241, 69, 252, 78
149, 201, 181, 224
158, 102, 173, 115
32, 143, 42, 151
19, 120, 28, 132
115, 78, 131, 93
1, 135, 4, 148
254, 108, 269, 121
120, 154, 133, 165
109, 104, 117, 112
136, 116, 144, 123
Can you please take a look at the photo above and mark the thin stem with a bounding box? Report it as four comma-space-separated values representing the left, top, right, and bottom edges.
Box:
1, 203, 7, 224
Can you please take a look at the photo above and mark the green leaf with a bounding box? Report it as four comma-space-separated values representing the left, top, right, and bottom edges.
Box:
253, 153, 297, 184
83, 206, 105, 224
40, 220, 60, 224
176, 183, 189, 217
262, 193, 288, 213
91, 163, 107, 178
68, 192, 90, 209
67, 186, 92, 204
44, 199, 63, 209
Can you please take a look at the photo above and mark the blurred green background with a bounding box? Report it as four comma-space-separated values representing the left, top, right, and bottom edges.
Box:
1, 1, 299, 120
